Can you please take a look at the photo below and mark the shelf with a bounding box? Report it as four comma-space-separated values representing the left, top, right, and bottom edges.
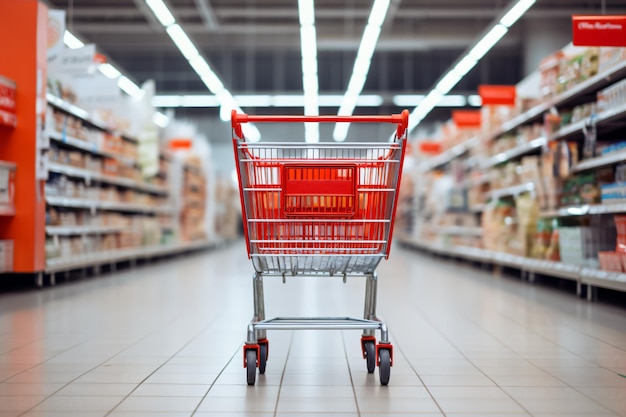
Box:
431, 226, 483, 237
48, 162, 167, 195
46, 225, 125, 236
0, 206, 15, 216
45, 239, 213, 273
0, 160, 16, 170
418, 137, 479, 172
489, 182, 535, 200
485, 59, 626, 141
48, 130, 137, 166
580, 267, 626, 293
46, 94, 138, 143
482, 137, 546, 169
400, 236, 582, 282
549, 101, 626, 142
572, 150, 626, 173
540, 203, 626, 218
46, 195, 174, 214
47, 93, 108, 132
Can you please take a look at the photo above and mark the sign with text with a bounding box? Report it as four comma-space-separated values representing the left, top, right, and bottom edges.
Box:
0, 76, 17, 128
572, 15, 626, 47
48, 44, 95, 76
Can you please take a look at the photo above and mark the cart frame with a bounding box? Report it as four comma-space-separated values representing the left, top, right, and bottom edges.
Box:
232, 110, 408, 385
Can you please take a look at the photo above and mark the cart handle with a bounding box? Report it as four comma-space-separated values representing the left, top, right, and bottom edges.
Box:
231, 109, 409, 141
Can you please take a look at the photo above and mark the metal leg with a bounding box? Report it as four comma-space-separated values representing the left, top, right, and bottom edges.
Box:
252, 272, 266, 341
576, 281, 582, 297
587, 285, 597, 302
363, 273, 378, 337
528, 272, 535, 283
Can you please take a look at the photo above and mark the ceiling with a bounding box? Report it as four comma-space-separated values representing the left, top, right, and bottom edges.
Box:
44, 0, 624, 125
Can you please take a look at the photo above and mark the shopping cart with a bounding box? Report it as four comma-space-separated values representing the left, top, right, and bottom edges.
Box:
231, 110, 409, 385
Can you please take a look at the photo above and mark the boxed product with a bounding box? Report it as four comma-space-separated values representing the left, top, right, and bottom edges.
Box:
539, 50, 565, 98
0, 240, 13, 273
598, 47, 626, 73
0, 162, 16, 212
601, 182, 626, 204
598, 251, 623, 272
0, 75, 17, 128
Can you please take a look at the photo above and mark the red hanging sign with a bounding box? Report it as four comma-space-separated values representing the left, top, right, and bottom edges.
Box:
452, 110, 481, 128
572, 15, 626, 47
478, 85, 516, 106
0, 75, 17, 128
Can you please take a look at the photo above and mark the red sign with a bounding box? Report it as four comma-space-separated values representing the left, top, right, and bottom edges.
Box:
0, 75, 17, 128
452, 110, 481, 128
572, 15, 626, 47
478, 85, 516, 106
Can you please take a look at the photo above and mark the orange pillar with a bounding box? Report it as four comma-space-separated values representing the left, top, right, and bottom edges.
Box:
0, 0, 48, 273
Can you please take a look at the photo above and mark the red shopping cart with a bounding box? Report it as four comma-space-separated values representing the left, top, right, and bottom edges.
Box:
232, 110, 408, 385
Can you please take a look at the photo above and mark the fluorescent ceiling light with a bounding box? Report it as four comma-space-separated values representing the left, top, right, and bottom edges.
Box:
468, 24, 508, 61
435, 71, 463, 95
235, 95, 273, 107
143, 0, 259, 139
453, 55, 478, 77
393, 94, 468, 107
145, 0, 176, 27
500, 0, 536, 27
398, 0, 535, 139
333, 123, 349, 142
333, 0, 390, 142
153, 96, 183, 107
98, 63, 121, 79
63, 31, 84, 49
243, 123, 261, 142
298, 0, 319, 142
166, 24, 200, 60
152, 94, 384, 108
468, 95, 482, 106
298, 0, 315, 25
368, 0, 391, 26
183, 95, 220, 107
392, 95, 425, 106
153, 111, 170, 127
117, 75, 143, 98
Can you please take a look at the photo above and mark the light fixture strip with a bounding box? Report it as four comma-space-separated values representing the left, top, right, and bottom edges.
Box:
400, 0, 536, 139
142, 0, 260, 141
298, 0, 319, 143
333, 0, 390, 142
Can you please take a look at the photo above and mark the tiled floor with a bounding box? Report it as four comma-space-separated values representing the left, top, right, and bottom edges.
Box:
1, 241, 625, 416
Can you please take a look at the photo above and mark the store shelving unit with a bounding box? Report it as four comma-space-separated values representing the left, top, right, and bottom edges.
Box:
408, 49, 626, 299
0, 0, 48, 276
46, 238, 213, 274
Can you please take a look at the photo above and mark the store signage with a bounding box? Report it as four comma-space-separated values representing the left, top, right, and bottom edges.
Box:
478, 85, 516, 106
452, 110, 481, 128
572, 15, 626, 47
0, 76, 17, 128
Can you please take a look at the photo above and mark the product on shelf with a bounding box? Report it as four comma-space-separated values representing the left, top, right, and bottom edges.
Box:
0, 75, 17, 128
0, 162, 16, 213
0, 240, 13, 272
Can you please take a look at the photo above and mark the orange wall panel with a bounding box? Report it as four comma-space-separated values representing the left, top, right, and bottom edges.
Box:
0, 0, 48, 272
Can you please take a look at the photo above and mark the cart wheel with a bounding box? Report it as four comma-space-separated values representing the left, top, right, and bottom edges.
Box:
364, 341, 376, 374
246, 349, 257, 385
379, 349, 391, 385
259, 343, 268, 375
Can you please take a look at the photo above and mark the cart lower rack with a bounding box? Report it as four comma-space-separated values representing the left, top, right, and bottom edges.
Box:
232, 110, 408, 385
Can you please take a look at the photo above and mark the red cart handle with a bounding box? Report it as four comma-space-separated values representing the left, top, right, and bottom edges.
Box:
231, 109, 409, 140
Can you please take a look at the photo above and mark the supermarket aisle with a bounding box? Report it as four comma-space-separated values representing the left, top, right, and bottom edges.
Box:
1, 242, 625, 417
